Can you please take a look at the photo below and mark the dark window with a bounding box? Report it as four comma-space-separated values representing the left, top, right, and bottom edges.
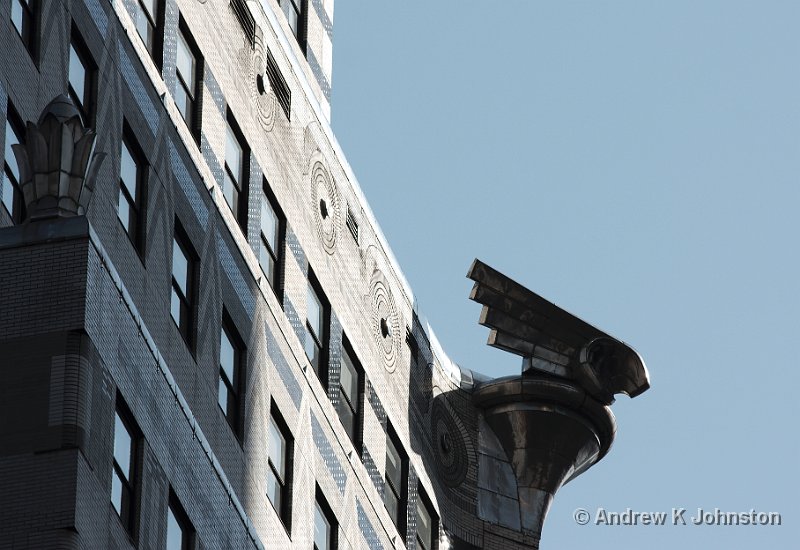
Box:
259, 179, 284, 298
416, 485, 439, 550
2, 102, 25, 223
171, 221, 196, 348
314, 486, 337, 550
223, 111, 248, 230
134, 0, 161, 58
305, 269, 329, 386
406, 328, 420, 370
112, 399, 139, 535
267, 403, 293, 531
10, 0, 36, 55
337, 337, 363, 451
68, 27, 94, 125
118, 126, 146, 253
384, 421, 408, 537
265, 50, 291, 119
219, 311, 244, 437
166, 490, 194, 550
175, 19, 202, 141
281, 0, 306, 52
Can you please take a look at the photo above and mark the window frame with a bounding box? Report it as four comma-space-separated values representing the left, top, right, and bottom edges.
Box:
68, 25, 95, 126
259, 178, 285, 301
266, 402, 293, 532
111, 397, 140, 537
305, 268, 330, 389
174, 17, 202, 143
337, 336, 364, 454
218, 309, 245, 439
223, 110, 249, 231
415, 484, 439, 550
170, 219, 197, 350
384, 421, 408, 538
3, 101, 26, 224
166, 488, 195, 550
118, 123, 147, 255
133, 0, 164, 67
10, 0, 37, 57
281, 0, 307, 54
314, 485, 338, 550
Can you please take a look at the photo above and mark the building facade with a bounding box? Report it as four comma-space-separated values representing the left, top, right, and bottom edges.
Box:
0, 1, 648, 549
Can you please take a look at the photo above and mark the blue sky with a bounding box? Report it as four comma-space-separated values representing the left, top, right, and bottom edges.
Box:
331, 2, 798, 548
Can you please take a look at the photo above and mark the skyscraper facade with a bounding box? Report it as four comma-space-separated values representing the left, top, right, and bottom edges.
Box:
0, 2, 648, 549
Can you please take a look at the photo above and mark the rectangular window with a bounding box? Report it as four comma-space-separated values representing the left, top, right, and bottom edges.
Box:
166, 490, 194, 550
112, 399, 139, 535
337, 337, 363, 451
175, 19, 202, 141
384, 421, 408, 537
406, 328, 420, 370
416, 485, 439, 550
259, 180, 284, 298
11, 0, 36, 55
68, 27, 94, 125
281, 0, 306, 52
314, 486, 337, 550
305, 270, 329, 386
267, 403, 293, 531
118, 126, 145, 253
171, 221, 196, 348
2, 102, 25, 223
219, 311, 244, 437
223, 111, 248, 230
134, 0, 161, 61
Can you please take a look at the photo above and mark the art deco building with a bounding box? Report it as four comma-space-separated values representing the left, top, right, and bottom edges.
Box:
0, 1, 648, 549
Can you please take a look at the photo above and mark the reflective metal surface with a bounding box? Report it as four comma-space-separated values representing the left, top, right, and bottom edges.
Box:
468, 259, 649, 548
11, 95, 106, 221
467, 259, 650, 405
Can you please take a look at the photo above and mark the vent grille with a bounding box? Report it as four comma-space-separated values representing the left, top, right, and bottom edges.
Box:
346, 207, 359, 244
266, 50, 291, 120
230, 0, 255, 47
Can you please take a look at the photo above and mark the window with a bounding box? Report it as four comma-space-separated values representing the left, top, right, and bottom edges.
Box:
2, 103, 25, 223
171, 221, 196, 348
280, 0, 305, 52
118, 127, 145, 252
175, 20, 201, 140
384, 422, 408, 537
406, 328, 420, 370
305, 270, 329, 386
10, 0, 36, 55
266, 403, 293, 530
223, 112, 248, 229
219, 312, 244, 437
337, 337, 363, 450
259, 180, 284, 297
68, 28, 94, 124
416, 485, 439, 550
133, 0, 161, 61
111, 400, 139, 534
166, 490, 194, 550
314, 487, 337, 550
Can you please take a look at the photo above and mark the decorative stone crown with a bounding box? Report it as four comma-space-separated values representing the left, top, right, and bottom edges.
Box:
11, 95, 105, 222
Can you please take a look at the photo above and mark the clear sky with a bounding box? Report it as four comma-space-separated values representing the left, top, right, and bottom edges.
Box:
331, 1, 798, 549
